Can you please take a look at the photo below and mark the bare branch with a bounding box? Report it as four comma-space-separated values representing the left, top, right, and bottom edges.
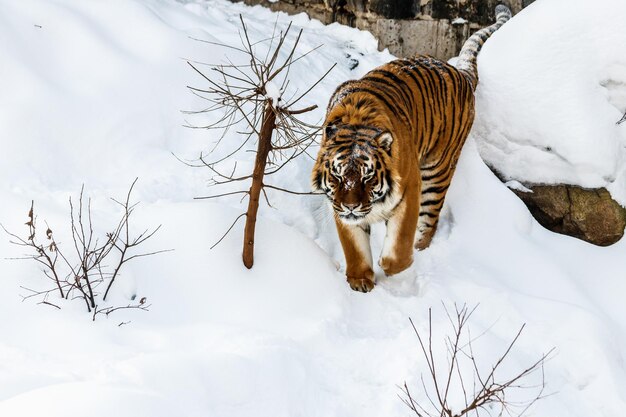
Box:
194, 190, 250, 200
4, 181, 168, 321
93, 300, 151, 321
282, 104, 318, 115
37, 300, 61, 310
284, 62, 336, 108
210, 213, 246, 250
263, 183, 323, 196
402, 304, 553, 417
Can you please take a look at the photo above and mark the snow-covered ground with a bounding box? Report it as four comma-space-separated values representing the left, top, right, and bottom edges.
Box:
0, 1, 624, 416
473, 0, 626, 204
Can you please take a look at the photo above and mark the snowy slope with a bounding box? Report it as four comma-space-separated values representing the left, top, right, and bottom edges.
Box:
473, 0, 626, 204
0, 1, 625, 417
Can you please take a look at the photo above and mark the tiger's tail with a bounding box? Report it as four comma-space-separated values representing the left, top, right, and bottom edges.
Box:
456, 4, 512, 89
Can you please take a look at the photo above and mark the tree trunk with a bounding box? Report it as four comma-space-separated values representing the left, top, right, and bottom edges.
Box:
242, 102, 276, 268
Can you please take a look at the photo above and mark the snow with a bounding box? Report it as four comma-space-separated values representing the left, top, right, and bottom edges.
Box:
0, 1, 625, 417
264, 80, 282, 104
505, 180, 533, 193
473, 0, 626, 205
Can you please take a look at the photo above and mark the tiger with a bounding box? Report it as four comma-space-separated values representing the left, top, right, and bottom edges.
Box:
312, 5, 512, 292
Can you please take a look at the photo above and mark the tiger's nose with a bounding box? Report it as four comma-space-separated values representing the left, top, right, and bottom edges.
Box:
343, 203, 359, 211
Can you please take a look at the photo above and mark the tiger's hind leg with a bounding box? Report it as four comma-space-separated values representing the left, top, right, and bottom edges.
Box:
414, 164, 454, 250
415, 76, 475, 251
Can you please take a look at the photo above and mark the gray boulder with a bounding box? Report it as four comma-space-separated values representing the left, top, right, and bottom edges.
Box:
511, 184, 626, 246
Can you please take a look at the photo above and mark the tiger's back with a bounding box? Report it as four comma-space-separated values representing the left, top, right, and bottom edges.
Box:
329, 55, 476, 163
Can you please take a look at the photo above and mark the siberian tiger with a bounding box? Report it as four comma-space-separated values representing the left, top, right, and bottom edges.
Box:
312, 5, 512, 292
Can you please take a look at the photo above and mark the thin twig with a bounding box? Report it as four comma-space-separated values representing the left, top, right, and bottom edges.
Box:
263, 184, 323, 196
402, 304, 553, 417
210, 213, 246, 250
194, 190, 250, 200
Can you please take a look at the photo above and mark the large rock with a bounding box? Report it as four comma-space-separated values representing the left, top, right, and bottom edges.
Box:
369, 0, 413, 19
511, 185, 626, 246
421, 0, 525, 25
233, 0, 532, 60
374, 18, 467, 59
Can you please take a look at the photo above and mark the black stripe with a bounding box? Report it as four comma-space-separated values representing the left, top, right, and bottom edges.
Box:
329, 80, 358, 108
421, 65, 447, 147
419, 211, 438, 218
421, 198, 443, 207
421, 168, 447, 182
422, 185, 449, 194
368, 69, 415, 110
360, 75, 413, 119
410, 66, 436, 151
348, 125, 383, 133
355, 98, 368, 109
390, 60, 424, 124
348, 85, 411, 124
391, 59, 432, 131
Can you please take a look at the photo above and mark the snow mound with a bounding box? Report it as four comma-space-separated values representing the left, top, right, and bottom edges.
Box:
474, 0, 626, 205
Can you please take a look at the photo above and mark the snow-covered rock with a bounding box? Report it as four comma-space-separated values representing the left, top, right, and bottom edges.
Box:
474, 0, 626, 206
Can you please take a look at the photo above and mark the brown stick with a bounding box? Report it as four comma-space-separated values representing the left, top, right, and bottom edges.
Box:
242, 104, 276, 268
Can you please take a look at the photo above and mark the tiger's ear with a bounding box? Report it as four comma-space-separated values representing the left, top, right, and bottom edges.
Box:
324, 124, 338, 139
377, 132, 393, 151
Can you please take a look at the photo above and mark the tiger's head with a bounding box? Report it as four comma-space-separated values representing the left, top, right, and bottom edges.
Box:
312, 122, 396, 225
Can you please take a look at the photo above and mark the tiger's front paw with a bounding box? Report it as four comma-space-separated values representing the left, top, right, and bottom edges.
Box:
379, 255, 413, 276
347, 276, 375, 293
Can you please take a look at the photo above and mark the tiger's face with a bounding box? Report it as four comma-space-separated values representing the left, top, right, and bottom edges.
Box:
312, 124, 395, 225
